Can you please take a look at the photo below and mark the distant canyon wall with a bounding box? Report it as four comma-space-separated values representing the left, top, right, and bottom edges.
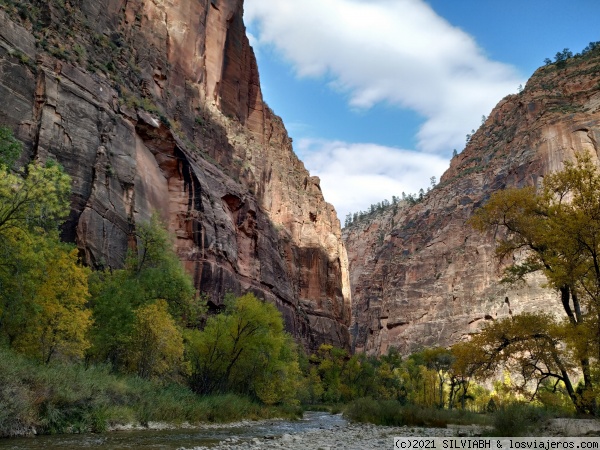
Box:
344, 51, 600, 354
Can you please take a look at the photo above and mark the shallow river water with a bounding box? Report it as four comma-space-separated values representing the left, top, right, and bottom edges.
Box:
0, 411, 347, 449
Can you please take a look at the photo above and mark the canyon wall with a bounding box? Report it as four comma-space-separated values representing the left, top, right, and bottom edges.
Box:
345, 51, 600, 355
0, 0, 350, 350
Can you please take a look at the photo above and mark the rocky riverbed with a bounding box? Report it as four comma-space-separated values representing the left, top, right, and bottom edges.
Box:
181, 420, 488, 450
1, 413, 597, 449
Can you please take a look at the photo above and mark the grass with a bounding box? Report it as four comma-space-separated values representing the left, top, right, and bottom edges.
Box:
343, 397, 490, 428
304, 403, 345, 414
343, 398, 565, 436
0, 346, 299, 437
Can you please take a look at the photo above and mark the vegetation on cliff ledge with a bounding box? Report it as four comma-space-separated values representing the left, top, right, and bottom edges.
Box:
343, 176, 438, 229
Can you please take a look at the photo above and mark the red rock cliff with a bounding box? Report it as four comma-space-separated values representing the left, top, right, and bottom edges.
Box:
344, 50, 600, 355
0, 1, 351, 350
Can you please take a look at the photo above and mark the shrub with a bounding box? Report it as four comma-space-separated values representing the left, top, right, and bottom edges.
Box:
492, 403, 550, 436
344, 397, 490, 428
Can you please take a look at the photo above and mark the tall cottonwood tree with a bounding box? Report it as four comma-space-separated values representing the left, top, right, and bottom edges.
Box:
186, 293, 301, 404
0, 128, 91, 362
89, 213, 197, 369
469, 152, 600, 413
422, 347, 454, 409
11, 241, 91, 363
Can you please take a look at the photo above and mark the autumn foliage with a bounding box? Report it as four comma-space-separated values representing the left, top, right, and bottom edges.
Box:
469, 152, 600, 414
0, 128, 91, 363
2, 127, 598, 434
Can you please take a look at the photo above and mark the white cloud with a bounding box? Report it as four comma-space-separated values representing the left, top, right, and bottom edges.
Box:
296, 139, 449, 221
246, 31, 259, 50
245, 0, 524, 153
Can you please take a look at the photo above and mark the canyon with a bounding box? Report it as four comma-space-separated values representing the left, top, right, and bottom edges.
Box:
344, 49, 600, 354
2, 0, 600, 357
0, 0, 350, 351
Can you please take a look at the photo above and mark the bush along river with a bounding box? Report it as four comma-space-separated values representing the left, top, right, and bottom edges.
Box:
0, 411, 493, 450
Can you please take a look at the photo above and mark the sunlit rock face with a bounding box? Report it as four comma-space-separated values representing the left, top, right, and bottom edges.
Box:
344, 52, 600, 355
0, 1, 350, 351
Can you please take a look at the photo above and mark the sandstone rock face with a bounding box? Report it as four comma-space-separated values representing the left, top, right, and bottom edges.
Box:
0, 1, 350, 351
345, 51, 600, 355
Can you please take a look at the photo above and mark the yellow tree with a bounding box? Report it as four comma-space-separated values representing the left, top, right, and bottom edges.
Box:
449, 341, 483, 410
126, 299, 185, 379
0, 128, 90, 363
457, 314, 578, 404
470, 152, 600, 414
0, 161, 71, 236
13, 241, 91, 363
421, 347, 454, 408
0, 160, 72, 335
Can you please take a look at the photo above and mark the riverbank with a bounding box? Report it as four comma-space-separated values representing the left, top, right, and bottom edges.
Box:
1, 412, 598, 449
0, 411, 346, 449
179, 416, 600, 450
0, 346, 301, 438
181, 420, 488, 450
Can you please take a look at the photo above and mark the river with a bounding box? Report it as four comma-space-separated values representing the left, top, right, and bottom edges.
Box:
0, 411, 347, 449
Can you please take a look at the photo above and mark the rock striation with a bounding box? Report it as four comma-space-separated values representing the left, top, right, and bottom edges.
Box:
0, 1, 350, 350
344, 49, 600, 355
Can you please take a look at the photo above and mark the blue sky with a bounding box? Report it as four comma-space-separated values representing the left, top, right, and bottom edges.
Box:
244, 0, 600, 222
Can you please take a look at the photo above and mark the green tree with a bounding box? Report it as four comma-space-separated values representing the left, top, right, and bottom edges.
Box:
344, 213, 351, 228
89, 213, 197, 369
87, 269, 140, 367
374, 359, 401, 400
186, 293, 301, 404
0, 126, 21, 169
125, 214, 197, 321
555, 48, 573, 62
298, 366, 325, 404
337, 353, 377, 400
253, 334, 302, 405
470, 152, 600, 413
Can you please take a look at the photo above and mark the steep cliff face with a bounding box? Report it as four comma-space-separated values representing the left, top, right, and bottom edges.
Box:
0, 0, 350, 350
345, 50, 600, 355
